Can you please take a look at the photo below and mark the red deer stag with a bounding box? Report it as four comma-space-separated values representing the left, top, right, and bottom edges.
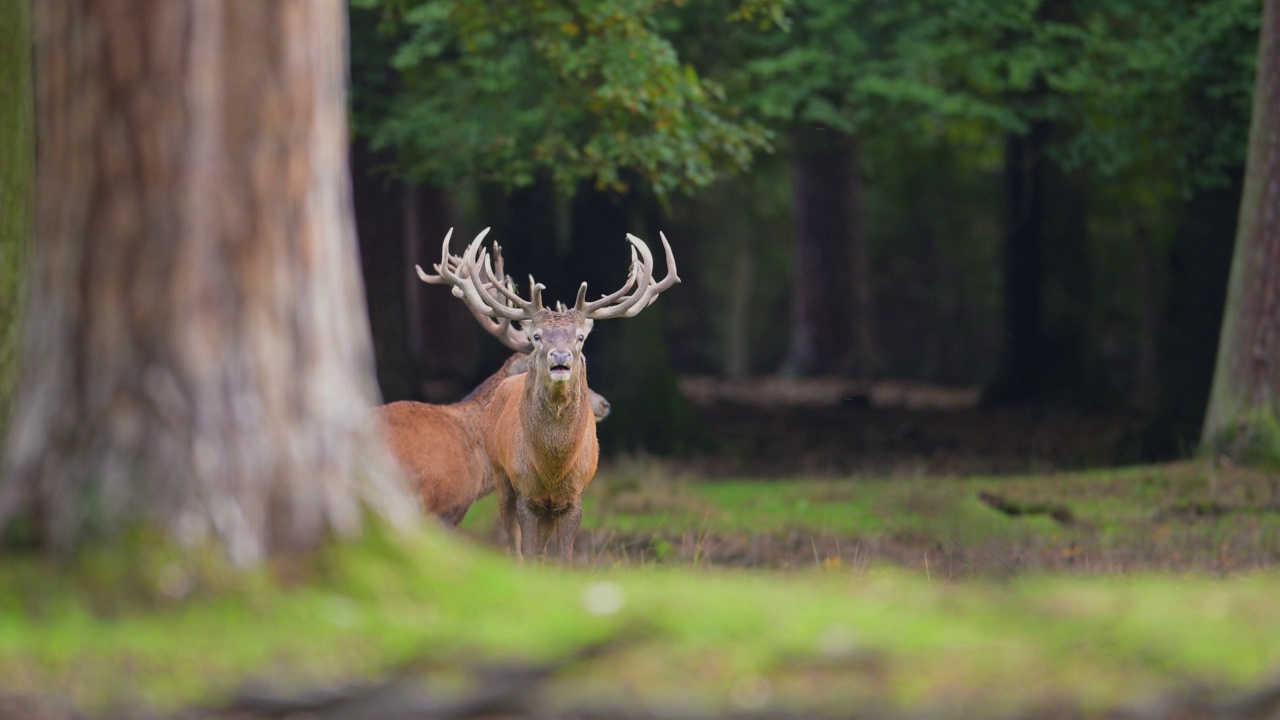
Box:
427, 227, 678, 562
378, 242, 610, 526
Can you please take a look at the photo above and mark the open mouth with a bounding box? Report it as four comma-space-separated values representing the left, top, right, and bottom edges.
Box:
549, 364, 572, 380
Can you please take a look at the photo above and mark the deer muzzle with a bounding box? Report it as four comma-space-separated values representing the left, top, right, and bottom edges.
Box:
547, 349, 573, 382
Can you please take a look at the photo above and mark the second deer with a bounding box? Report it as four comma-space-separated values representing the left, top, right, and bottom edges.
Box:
424, 227, 678, 562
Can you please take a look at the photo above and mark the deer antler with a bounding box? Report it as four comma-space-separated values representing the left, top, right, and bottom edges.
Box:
575, 232, 680, 319
415, 228, 534, 352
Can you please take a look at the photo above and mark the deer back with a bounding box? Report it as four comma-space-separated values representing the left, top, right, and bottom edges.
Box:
378, 400, 489, 523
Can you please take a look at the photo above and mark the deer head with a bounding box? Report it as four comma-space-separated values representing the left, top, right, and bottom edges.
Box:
416, 227, 679, 391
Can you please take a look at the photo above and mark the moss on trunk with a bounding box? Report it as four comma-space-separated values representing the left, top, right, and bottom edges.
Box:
0, 0, 33, 434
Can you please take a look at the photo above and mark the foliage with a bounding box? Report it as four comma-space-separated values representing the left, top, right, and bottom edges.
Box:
351, 0, 774, 196
733, 0, 1258, 193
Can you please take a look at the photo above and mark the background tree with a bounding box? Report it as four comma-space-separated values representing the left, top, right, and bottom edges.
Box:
0, 0, 416, 562
0, 0, 32, 434
1202, 0, 1280, 462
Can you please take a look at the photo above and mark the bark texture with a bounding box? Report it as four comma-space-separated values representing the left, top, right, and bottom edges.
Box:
1202, 0, 1280, 450
0, 0, 416, 562
0, 0, 33, 432
784, 127, 878, 377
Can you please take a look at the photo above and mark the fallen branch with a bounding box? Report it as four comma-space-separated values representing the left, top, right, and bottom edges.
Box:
977, 491, 1074, 525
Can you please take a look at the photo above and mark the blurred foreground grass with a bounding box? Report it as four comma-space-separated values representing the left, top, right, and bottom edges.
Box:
1, 532, 1278, 716
2, 462, 1279, 717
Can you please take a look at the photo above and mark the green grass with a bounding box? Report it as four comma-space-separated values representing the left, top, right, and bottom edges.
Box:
462, 460, 1280, 574
5, 463, 1280, 717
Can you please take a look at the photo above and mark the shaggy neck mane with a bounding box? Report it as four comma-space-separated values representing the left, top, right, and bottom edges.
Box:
520, 358, 591, 467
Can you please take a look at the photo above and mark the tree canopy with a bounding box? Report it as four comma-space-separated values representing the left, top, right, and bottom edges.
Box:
352, 0, 774, 195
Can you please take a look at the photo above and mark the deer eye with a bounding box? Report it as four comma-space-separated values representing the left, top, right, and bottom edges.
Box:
577, 334, 585, 342
532, 332, 542, 342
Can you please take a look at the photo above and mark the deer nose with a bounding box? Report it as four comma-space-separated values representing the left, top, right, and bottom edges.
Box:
548, 349, 572, 366
599, 399, 611, 414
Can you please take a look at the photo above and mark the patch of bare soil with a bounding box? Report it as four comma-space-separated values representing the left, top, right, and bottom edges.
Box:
679, 376, 1144, 477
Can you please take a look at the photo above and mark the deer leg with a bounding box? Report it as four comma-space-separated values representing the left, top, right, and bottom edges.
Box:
517, 498, 541, 560
534, 513, 557, 562
556, 501, 584, 565
494, 472, 521, 558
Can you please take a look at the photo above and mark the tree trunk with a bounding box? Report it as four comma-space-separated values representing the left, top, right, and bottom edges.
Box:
984, 122, 1050, 403
351, 138, 417, 402
0, 0, 33, 434
783, 127, 878, 377
1141, 175, 1241, 458
1134, 221, 1161, 412
1202, 0, 1280, 457
404, 183, 479, 400
0, 0, 416, 562
724, 230, 755, 379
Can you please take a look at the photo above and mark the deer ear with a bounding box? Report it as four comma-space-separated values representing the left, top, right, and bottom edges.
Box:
582, 319, 595, 334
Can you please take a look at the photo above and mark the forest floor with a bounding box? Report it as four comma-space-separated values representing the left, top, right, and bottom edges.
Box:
4, 385, 1280, 720
459, 459, 1280, 576
462, 376, 1268, 576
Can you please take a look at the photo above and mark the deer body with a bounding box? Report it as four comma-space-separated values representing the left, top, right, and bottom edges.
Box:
378, 352, 609, 526
485, 318, 600, 561
418, 227, 678, 562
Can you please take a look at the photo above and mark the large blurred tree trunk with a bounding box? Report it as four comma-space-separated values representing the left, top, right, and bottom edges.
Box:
0, 0, 415, 562
0, 0, 33, 434
1202, 0, 1280, 457
783, 127, 878, 377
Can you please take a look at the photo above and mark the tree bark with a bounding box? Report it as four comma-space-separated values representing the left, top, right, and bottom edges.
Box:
0, 0, 33, 434
783, 127, 878, 377
1202, 0, 1280, 454
0, 0, 416, 562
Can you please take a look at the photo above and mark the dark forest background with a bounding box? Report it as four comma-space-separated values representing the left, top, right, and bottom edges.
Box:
345, 0, 1262, 466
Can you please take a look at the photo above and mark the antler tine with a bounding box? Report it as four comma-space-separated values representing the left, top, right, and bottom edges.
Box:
529, 274, 545, 311
415, 227, 457, 285
580, 235, 656, 318
433, 227, 531, 322
413, 229, 533, 350
471, 246, 542, 317
574, 244, 641, 311
580, 232, 680, 320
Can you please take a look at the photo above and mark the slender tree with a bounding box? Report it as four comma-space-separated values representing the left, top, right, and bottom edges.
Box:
1202, 0, 1280, 458
0, 0, 33, 433
783, 127, 878, 376
0, 0, 416, 563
